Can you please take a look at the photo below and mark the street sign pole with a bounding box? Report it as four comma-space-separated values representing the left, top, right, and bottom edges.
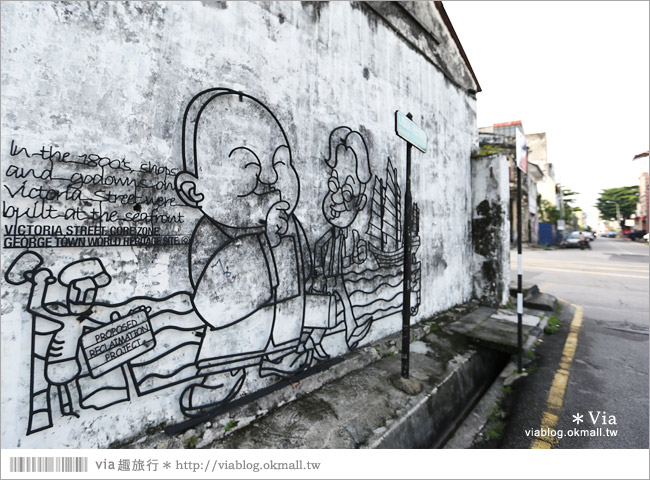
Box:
515, 129, 527, 375
517, 167, 523, 374
401, 118, 413, 379
395, 110, 427, 380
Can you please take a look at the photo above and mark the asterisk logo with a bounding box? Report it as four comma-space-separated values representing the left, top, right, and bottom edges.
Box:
163, 461, 171, 470
572, 413, 583, 424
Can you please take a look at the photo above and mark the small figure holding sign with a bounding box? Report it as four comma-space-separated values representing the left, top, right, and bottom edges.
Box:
5, 253, 114, 431
5, 252, 158, 434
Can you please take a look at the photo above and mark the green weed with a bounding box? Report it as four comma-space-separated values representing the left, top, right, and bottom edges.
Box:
487, 404, 504, 423
544, 313, 561, 334
184, 435, 198, 449
484, 420, 505, 439
476, 144, 504, 157
224, 419, 238, 432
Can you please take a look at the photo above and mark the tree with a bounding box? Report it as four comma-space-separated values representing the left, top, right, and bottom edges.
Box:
561, 188, 581, 225
539, 187, 582, 227
568, 206, 583, 228
562, 188, 580, 221
562, 188, 579, 211
538, 195, 561, 224
595, 186, 639, 220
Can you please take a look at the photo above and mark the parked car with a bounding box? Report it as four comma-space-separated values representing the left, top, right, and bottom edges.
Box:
581, 231, 595, 241
643, 233, 649, 243
628, 230, 647, 241
561, 231, 582, 248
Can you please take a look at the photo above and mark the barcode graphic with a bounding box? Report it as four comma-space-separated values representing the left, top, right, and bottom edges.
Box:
9, 457, 88, 473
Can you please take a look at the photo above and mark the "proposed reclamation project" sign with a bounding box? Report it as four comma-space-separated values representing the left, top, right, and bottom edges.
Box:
81, 309, 155, 378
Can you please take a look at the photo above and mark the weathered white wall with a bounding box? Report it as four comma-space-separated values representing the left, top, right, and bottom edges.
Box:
1, 1, 477, 448
471, 154, 510, 306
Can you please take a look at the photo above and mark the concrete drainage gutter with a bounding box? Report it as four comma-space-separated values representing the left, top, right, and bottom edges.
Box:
126, 302, 513, 449
370, 347, 508, 448
443, 303, 554, 448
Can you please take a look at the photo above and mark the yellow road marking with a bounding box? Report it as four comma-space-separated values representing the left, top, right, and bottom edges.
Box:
522, 261, 648, 273
531, 301, 584, 449
516, 258, 649, 269
532, 438, 552, 449
519, 266, 648, 279
546, 371, 568, 410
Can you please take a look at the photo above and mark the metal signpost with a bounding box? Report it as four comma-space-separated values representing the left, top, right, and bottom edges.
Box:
515, 128, 528, 374
395, 111, 427, 379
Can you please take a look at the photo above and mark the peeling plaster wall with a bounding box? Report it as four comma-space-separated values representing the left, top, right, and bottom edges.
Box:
471, 155, 510, 306
1, 1, 477, 448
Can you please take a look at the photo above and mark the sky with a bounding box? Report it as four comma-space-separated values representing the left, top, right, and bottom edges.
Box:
443, 1, 649, 227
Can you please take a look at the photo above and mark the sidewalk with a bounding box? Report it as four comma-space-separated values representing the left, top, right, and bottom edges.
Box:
127, 291, 557, 449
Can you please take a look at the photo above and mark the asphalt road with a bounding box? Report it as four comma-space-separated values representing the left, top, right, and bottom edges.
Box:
500, 236, 649, 449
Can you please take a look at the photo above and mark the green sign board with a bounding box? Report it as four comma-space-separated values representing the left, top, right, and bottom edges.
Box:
395, 111, 427, 153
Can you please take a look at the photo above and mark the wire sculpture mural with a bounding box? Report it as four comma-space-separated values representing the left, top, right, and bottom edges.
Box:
3, 88, 422, 435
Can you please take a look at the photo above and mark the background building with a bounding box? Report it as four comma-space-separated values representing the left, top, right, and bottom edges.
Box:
525, 132, 560, 209
478, 122, 553, 245
634, 151, 649, 233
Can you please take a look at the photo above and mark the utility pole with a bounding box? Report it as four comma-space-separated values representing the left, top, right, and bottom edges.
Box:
606, 200, 621, 226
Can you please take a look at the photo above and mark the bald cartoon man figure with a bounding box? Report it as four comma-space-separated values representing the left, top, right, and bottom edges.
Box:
175, 89, 312, 416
